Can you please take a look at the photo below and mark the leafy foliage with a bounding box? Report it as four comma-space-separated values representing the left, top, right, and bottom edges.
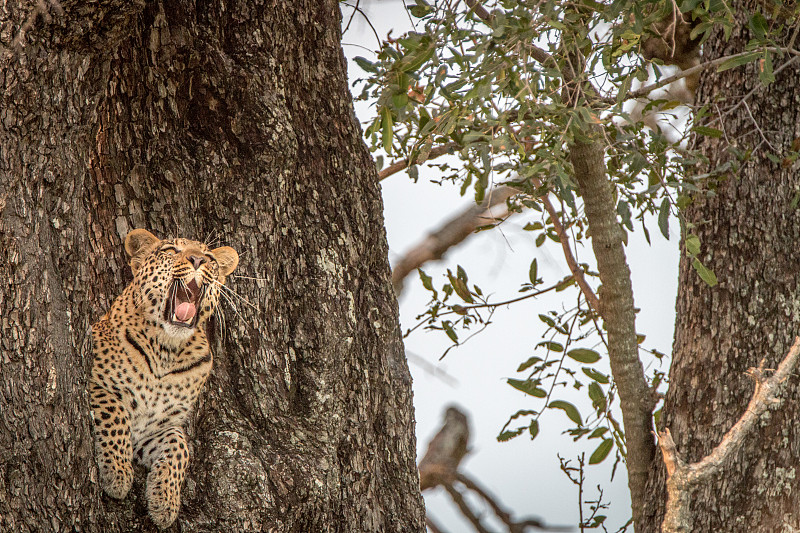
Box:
351, 0, 791, 523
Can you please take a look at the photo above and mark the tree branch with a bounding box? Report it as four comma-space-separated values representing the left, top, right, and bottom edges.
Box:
532, 177, 600, 312
379, 142, 460, 181
659, 337, 800, 533
418, 407, 470, 491
456, 473, 572, 532
570, 138, 654, 531
464, 0, 559, 76
391, 186, 515, 293
629, 47, 800, 100
443, 484, 495, 533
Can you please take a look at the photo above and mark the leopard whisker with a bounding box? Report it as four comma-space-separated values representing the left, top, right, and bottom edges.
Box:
211, 278, 259, 312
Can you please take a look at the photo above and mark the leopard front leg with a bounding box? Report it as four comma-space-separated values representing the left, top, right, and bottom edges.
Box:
140, 427, 190, 529
89, 384, 133, 500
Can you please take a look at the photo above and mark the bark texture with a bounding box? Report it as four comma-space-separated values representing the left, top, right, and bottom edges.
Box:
0, 1, 426, 531
642, 4, 800, 530
570, 139, 654, 531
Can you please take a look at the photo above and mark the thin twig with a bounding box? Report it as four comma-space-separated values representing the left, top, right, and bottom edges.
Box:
454, 280, 564, 311
443, 483, 494, 533
532, 178, 601, 313
629, 48, 795, 100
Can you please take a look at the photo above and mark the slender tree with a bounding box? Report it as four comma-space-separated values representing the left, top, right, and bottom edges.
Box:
0, 1, 426, 531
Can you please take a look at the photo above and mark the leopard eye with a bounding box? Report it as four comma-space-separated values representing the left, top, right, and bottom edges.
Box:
161, 245, 178, 254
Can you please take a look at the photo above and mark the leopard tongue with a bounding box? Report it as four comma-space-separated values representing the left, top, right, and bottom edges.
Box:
175, 301, 197, 322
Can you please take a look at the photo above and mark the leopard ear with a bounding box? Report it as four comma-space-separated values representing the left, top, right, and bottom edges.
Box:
124, 229, 160, 273
211, 246, 239, 278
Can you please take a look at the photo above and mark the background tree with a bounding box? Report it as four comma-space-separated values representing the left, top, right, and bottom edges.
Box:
351, 0, 800, 530
643, 2, 800, 530
0, 1, 425, 531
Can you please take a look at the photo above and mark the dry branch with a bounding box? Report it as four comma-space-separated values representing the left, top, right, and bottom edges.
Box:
659, 337, 800, 533
418, 407, 470, 491
532, 177, 600, 312
420, 407, 573, 532
391, 186, 515, 293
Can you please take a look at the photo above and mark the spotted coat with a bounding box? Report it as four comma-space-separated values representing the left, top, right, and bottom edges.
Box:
90, 229, 238, 529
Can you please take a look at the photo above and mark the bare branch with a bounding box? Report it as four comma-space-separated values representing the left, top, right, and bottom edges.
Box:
391, 186, 515, 293
419, 407, 470, 491
443, 484, 495, 533
456, 473, 573, 532
533, 178, 600, 312
659, 337, 800, 533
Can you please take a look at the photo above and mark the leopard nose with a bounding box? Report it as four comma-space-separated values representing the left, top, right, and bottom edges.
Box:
188, 255, 207, 270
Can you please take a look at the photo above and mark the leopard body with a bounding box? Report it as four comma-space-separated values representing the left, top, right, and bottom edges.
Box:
89, 229, 238, 528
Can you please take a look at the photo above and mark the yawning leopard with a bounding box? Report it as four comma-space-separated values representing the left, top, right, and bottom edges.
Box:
89, 229, 238, 528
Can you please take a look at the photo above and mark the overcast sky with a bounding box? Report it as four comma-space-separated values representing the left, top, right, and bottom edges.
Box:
341, 3, 679, 530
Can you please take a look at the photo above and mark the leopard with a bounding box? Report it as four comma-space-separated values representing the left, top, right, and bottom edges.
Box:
89, 228, 238, 529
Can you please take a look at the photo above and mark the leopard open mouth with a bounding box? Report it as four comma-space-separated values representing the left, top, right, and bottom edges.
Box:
164, 279, 204, 328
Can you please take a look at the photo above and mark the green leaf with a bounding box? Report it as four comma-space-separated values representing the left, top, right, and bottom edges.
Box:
692, 258, 718, 287
588, 426, 608, 439
381, 108, 393, 155
523, 222, 543, 231
538, 341, 564, 352
529, 419, 539, 440
529, 258, 538, 285
507, 378, 546, 397
582, 367, 609, 384
716, 51, 760, 73
589, 438, 614, 464
497, 427, 525, 442
658, 198, 670, 239
538, 314, 555, 327
549, 400, 582, 425
567, 348, 601, 364
354, 56, 379, 74
409, 0, 434, 19
456, 264, 468, 282
535, 233, 546, 247
447, 269, 474, 303
693, 126, 723, 138
685, 234, 701, 256
759, 50, 775, 85
517, 356, 543, 372
748, 12, 767, 41
392, 92, 409, 109
588, 381, 607, 411
443, 321, 459, 343
418, 268, 436, 296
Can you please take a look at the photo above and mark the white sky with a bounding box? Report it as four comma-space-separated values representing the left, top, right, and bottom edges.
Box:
341, 3, 679, 530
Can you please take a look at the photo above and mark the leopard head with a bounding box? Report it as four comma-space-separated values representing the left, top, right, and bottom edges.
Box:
124, 229, 239, 340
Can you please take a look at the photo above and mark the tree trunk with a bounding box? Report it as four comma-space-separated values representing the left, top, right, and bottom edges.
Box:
0, 1, 426, 531
643, 4, 800, 530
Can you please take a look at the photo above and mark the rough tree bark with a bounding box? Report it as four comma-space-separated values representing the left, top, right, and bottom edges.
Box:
642, 3, 800, 530
0, 1, 426, 531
